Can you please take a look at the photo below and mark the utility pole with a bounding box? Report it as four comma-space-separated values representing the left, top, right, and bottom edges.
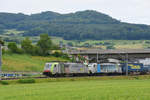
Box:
97, 51, 99, 63
126, 53, 128, 76
0, 44, 2, 80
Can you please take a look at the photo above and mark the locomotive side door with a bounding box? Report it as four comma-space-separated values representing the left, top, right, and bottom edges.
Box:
53, 63, 59, 74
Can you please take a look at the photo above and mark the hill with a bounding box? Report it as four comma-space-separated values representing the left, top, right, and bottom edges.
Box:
1, 10, 150, 40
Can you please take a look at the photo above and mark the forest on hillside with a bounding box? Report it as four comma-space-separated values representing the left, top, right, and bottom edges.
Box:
0, 10, 150, 40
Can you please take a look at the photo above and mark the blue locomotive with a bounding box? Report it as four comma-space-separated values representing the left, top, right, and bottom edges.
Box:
88, 63, 122, 75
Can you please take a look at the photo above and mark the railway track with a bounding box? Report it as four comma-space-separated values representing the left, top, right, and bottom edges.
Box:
0, 76, 49, 80
0, 74, 128, 80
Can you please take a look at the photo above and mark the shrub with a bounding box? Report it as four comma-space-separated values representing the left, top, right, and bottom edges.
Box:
0, 80, 9, 85
8, 42, 24, 54
106, 45, 115, 50
133, 76, 139, 80
18, 78, 35, 84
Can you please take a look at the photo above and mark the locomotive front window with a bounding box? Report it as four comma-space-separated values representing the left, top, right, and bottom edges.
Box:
45, 64, 52, 69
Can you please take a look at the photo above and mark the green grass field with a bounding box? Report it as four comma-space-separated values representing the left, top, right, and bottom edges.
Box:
2, 54, 68, 72
0, 79, 150, 100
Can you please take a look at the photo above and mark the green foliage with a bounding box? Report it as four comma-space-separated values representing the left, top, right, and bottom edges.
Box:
52, 52, 69, 59
106, 45, 115, 49
0, 29, 4, 34
8, 42, 18, 52
67, 42, 73, 47
0, 80, 9, 85
21, 37, 35, 55
8, 42, 23, 54
17, 79, 35, 84
37, 34, 52, 56
7, 34, 59, 56
1, 10, 150, 40
82, 43, 91, 47
0, 25, 4, 34
51, 45, 60, 50
0, 37, 4, 45
52, 52, 61, 57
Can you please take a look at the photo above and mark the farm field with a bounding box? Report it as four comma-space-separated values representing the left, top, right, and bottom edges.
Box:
44, 37, 150, 49
2, 29, 150, 49
2, 54, 68, 72
0, 79, 150, 100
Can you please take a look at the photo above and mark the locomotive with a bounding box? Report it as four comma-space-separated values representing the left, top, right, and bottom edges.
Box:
88, 63, 122, 75
43, 62, 88, 76
43, 62, 146, 77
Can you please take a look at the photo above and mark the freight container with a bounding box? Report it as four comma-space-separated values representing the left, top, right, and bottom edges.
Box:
122, 63, 144, 74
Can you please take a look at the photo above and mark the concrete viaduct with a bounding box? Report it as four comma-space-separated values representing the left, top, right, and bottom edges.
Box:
67, 49, 150, 62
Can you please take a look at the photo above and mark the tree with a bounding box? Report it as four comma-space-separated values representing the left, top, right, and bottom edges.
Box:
0, 37, 4, 46
37, 34, 52, 56
67, 42, 73, 47
21, 37, 33, 54
0, 29, 4, 34
8, 42, 23, 54
83, 43, 91, 47
106, 45, 115, 50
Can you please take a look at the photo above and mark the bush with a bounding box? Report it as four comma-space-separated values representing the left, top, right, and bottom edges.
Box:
18, 79, 35, 84
0, 80, 9, 85
8, 42, 24, 54
106, 45, 115, 49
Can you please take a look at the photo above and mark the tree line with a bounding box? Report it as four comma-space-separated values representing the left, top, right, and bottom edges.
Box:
3, 34, 68, 58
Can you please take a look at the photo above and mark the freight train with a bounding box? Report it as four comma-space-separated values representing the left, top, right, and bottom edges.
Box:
43, 62, 148, 77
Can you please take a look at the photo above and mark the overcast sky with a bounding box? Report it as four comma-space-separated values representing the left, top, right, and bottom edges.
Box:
0, 0, 150, 25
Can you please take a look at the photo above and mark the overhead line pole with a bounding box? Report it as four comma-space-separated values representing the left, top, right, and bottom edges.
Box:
126, 53, 128, 76
0, 44, 2, 80
97, 51, 98, 63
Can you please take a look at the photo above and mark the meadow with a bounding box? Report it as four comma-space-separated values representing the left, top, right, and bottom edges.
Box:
2, 54, 68, 72
0, 79, 150, 100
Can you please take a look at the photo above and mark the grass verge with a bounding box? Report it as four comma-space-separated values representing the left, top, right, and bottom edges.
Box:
1, 75, 150, 85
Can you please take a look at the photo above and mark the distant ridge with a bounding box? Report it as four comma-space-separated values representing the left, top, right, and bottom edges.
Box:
0, 10, 150, 40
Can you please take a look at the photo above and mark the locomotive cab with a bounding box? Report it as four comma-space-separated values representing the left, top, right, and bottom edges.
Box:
43, 63, 59, 76
88, 63, 97, 74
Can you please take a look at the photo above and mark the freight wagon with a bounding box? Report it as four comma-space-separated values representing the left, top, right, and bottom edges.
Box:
143, 65, 150, 74
122, 63, 144, 74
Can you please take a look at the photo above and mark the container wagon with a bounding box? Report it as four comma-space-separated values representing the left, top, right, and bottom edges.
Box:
121, 63, 144, 75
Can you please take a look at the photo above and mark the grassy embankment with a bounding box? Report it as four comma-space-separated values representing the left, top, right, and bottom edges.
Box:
1, 75, 150, 100
2, 54, 68, 72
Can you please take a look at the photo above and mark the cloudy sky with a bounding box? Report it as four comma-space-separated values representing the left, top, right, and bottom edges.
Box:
0, 0, 150, 25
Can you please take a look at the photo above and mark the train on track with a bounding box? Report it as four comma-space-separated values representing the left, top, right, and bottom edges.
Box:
43, 62, 149, 77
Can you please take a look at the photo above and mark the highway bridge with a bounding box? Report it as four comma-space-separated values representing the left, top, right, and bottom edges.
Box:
67, 49, 150, 62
